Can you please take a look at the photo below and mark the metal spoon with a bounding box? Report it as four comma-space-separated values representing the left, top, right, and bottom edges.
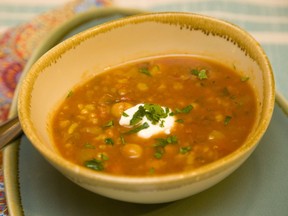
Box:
0, 116, 22, 149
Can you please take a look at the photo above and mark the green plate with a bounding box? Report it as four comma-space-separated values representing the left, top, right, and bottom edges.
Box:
4, 7, 288, 216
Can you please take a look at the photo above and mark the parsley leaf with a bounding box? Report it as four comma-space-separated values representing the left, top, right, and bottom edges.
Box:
167, 135, 178, 144
66, 90, 73, 98
170, 104, 193, 115
180, 146, 192, 154
191, 69, 208, 80
120, 134, 126, 144
154, 135, 178, 147
224, 116, 232, 125
176, 119, 184, 123
84, 143, 95, 149
149, 167, 155, 174
130, 105, 146, 125
241, 76, 249, 82
129, 104, 171, 126
198, 69, 208, 80
125, 122, 150, 134
105, 138, 114, 145
103, 120, 114, 128
139, 67, 151, 76
144, 104, 169, 125
122, 112, 129, 117
160, 120, 165, 127
99, 153, 109, 161
154, 147, 165, 159
153, 135, 178, 159
84, 159, 104, 171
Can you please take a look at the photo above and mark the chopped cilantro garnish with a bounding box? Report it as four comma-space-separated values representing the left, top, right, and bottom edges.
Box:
180, 146, 192, 154
120, 134, 126, 144
130, 105, 146, 125
125, 122, 150, 134
191, 69, 199, 76
105, 138, 114, 145
84, 159, 104, 171
103, 120, 114, 128
160, 120, 165, 128
198, 69, 208, 80
99, 153, 109, 161
144, 104, 169, 125
154, 135, 178, 147
84, 143, 95, 149
66, 90, 73, 98
167, 135, 178, 144
170, 104, 193, 115
154, 138, 168, 148
154, 147, 165, 159
191, 69, 208, 80
224, 116, 232, 125
139, 67, 151, 76
122, 112, 129, 117
180, 104, 193, 113
149, 167, 155, 174
241, 76, 249, 82
176, 119, 184, 123
153, 135, 178, 159
129, 104, 171, 126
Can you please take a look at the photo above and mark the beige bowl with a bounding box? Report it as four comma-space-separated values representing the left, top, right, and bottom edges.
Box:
18, 12, 275, 204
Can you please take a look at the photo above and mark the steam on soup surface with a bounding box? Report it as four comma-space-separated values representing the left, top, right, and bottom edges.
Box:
51, 55, 257, 176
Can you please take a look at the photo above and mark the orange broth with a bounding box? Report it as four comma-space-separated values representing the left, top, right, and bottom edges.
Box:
51, 55, 258, 176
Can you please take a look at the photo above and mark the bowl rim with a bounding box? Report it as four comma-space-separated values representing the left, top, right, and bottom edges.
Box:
18, 11, 275, 189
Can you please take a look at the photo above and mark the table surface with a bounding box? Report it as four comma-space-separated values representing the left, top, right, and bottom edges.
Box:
1, 0, 288, 215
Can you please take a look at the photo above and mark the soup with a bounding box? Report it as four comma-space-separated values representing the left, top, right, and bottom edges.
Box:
50, 55, 258, 176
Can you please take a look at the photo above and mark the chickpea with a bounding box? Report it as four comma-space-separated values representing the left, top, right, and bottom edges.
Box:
68, 123, 78, 134
137, 82, 148, 91
84, 126, 102, 135
150, 65, 160, 75
111, 102, 133, 118
121, 144, 143, 159
208, 130, 225, 140
105, 128, 114, 137
215, 114, 224, 122
117, 87, 129, 96
59, 120, 70, 128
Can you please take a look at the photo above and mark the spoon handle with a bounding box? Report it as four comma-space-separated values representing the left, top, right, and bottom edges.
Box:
0, 116, 22, 150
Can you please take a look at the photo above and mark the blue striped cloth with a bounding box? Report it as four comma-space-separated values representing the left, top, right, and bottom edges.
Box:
0, 2, 61, 32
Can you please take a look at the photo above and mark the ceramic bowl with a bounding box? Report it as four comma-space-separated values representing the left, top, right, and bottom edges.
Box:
18, 12, 275, 204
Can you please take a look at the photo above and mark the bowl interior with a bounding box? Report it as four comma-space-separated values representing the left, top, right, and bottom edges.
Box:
19, 13, 274, 184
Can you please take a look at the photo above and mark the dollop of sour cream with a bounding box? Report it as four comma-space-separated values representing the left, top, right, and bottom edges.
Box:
119, 104, 175, 139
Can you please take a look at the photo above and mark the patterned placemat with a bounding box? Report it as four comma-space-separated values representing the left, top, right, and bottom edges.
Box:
0, 1, 111, 215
